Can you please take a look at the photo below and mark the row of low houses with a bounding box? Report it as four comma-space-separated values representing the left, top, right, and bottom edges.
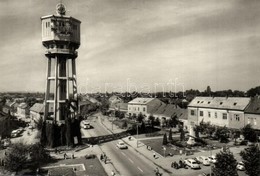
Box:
188, 96, 260, 130
109, 95, 260, 130
109, 97, 189, 129
1, 98, 99, 127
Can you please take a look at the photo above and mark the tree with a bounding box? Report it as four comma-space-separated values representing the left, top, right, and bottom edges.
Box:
206, 86, 211, 96
163, 133, 168, 145
154, 117, 160, 126
247, 86, 260, 97
137, 113, 144, 123
148, 115, 155, 127
240, 145, 260, 176
168, 129, 173, 142
119, 112, 125, 119
242, 124, 257, 142
215, 126, 229, 143
29, 143, 51, 169
213, 151, 238, 176
169, 115, 178, 127
4, 143, 28, 172
180, 127, 185, 141
122, 120, 127, 129
114, 110, 120, 118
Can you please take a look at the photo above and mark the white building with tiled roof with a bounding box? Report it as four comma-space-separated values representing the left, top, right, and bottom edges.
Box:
244, 96, 260, 130
128, 98, 164, 117
17, 103, 29, 120
30, 103, 44, 125
188, 97, 251, 129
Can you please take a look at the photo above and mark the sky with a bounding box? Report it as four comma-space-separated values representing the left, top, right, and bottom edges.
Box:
0, 0, 260, 93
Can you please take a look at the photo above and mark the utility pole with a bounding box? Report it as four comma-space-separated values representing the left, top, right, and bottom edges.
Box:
137, 123, 139, 147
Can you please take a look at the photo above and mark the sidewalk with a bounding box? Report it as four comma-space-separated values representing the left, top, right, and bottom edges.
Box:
99, 114, 248, 176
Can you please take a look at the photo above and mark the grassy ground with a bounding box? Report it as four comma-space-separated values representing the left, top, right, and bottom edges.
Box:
140, 138, 200, 158
19, 157, 108, 176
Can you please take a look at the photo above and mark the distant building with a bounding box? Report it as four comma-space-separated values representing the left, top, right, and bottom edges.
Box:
109, 95, 123, 105
78, 100, 97, 117
30, 103, 44, 125
128, 98, 164, 117
244, 96, 260, 130
17, 103, 30, 119
109, 102, 128, 115
2, 101, 19, 116
152, 104, 188, 128
82, 95, 101, 106
188, 97, 251, 129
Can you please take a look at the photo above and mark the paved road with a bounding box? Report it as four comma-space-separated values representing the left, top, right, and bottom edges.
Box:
82, 117, 158, 176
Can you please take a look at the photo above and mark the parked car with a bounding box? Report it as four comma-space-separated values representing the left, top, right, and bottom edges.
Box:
236, 161, 245, 171
193, 157, 202, 164
85, 154, 96, 159
208, 155, 217, 164
184, 159, 201, 169
117, 141, 128, 149
196, 156, 210, 166
82, 121, 91, 129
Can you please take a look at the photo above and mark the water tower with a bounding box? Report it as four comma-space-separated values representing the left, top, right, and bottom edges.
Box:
41, 3, 81, 124
41, 3, 82, 147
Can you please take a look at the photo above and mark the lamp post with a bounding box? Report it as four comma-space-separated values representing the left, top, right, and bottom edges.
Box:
136, 121, 141, 148
207, 145, 213, 176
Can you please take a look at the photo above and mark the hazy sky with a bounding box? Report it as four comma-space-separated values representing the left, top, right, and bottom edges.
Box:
0, 0, 260, 93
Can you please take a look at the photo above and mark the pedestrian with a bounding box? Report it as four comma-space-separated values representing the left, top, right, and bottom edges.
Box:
100, 154, 103, 161
104, 157, 107, 164
72, 153, 74, 159
155, 167, 159, 174
64, 153, 67, 160
55, 148, 57, 154
153, 152, 156, 158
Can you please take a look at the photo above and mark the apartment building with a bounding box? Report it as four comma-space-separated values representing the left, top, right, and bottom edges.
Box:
128, 98, 164, 117
244, 96, 260, 130
188, 97, 251, 129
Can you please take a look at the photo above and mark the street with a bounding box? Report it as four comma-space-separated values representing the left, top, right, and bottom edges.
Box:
81, 116, 159, 176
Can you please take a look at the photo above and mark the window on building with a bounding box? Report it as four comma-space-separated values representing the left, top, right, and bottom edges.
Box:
200, 111, 204, 116
215, 112, 217, 118
220, 102, 223, 105
138, 107, 139, 111
222, 113, 227, 120
234, 114, 240, 121
129, 107, 131, 111
143, 107, 145, 112
190, 110, 195, 116
208, 112, 211, 118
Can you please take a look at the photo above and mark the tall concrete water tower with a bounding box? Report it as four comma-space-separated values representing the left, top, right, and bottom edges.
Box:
41, 3, 81, 124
